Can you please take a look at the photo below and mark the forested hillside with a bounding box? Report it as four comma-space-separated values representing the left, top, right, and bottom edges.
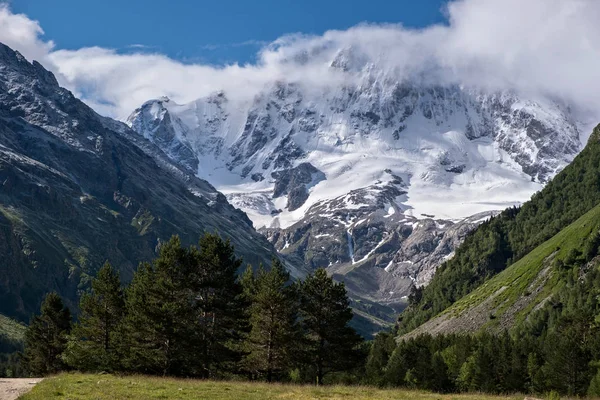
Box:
368, 210, 600, 395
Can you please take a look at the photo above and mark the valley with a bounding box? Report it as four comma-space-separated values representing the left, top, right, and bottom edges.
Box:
2, 0, 600, 396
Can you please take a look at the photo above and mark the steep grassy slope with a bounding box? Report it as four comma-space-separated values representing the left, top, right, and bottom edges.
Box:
399, 124, 600, 333
403, 202, 600, 338
0, 313, 24, 355
0, 314, 25, 342
20, 373, 521, 400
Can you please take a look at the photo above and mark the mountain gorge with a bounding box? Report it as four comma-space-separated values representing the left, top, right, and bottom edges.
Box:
0, 43, 277, 322
127, 47, 587, 322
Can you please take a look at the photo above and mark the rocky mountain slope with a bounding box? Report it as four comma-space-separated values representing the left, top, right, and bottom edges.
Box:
0, 42, 277, 322
127, 47, 586, 321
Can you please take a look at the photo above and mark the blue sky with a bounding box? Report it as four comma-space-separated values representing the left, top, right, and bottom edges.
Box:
11, 0, 448, 65
3, 0, 594, 122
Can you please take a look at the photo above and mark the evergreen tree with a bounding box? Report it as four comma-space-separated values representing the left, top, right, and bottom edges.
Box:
458, 334, 497, 393
239, 263, 256, 300
384, 341, 411, 387
194, 232, 248, 378
122, 233, 248, 378
22, 292, 71, 376
543, 320, 591, 396
122, 235, 201, 376
588, 368, 600, 397
365, 331, 396, 386
527, 351, 546, 394
63, 262, 125, 371
430, 351, 451, 393
298, 268, 363, 385
440, 336, 472, 386
242, 259, 300, 382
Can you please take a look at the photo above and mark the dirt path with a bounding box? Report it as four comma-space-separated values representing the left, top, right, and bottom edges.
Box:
0, 378, 42, 400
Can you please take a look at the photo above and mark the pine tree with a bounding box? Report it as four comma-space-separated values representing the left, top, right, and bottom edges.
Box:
242, 259, 300, 382
457, 353, 478, 392
543, 320, 591, 396
365, 331, 396, 386
239, 264, 256, 300
384, 341, 411, 387
22, 292, 71, 376
122, 235, 201, 376
63, 262, 125, 372
456, 335, 498, 393
298, 268, 363, 385
430, 351, 451, 392
527, 351, 546, 394
194, 232, 248, 378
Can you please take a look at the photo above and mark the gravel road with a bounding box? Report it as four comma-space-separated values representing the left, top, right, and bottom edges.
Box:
0, 378, 42, 400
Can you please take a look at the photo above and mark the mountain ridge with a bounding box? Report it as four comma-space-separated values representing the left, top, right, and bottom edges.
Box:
0, 42, 277, 321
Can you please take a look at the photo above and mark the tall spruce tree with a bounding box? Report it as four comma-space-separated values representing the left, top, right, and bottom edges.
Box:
122, 235, 201, 376
242, 259, 300, 382
63, 262, 125, 372
299, 268, 363, 384
22, 292, 72, 376
365, 331, 396, 386
543, 319, 591, 396
194, 232, 247, 378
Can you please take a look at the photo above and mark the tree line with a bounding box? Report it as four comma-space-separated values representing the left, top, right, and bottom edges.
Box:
0, 336, 22, 378
21, 233, 364, 384
368, 245, 600, 397
19, 230, 600, 396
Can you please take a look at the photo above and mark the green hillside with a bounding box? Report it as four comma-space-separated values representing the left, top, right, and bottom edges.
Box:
398, 124, 600, 334
0, 313, 25, 342
403, 202, 600, 337
373, 203, 600, 396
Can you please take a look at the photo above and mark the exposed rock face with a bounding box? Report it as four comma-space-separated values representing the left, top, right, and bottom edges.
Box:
272, 163, 325, 211
127, 97, 199, 172
0, 43, 277, 321
260, 174, 493, 321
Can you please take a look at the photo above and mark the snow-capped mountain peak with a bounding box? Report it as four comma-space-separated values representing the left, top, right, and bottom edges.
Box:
126, 59, 586, 323
127, 78, 582, 230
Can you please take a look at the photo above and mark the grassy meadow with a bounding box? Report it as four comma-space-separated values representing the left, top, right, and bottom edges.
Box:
19, 373, 524, 400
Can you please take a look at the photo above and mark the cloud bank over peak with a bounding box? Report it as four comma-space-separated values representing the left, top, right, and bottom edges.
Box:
1, 1, 600, 121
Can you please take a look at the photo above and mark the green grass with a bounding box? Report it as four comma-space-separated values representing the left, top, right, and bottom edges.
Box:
20, 373, 522, 400
131, 209, 155, 235
0, 205, 24, 224
0, 313, 26, 341
444, 203, 600, 326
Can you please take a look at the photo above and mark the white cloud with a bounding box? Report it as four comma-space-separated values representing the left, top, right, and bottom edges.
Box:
0, 4, 53, 62
0, 1, 600, 121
